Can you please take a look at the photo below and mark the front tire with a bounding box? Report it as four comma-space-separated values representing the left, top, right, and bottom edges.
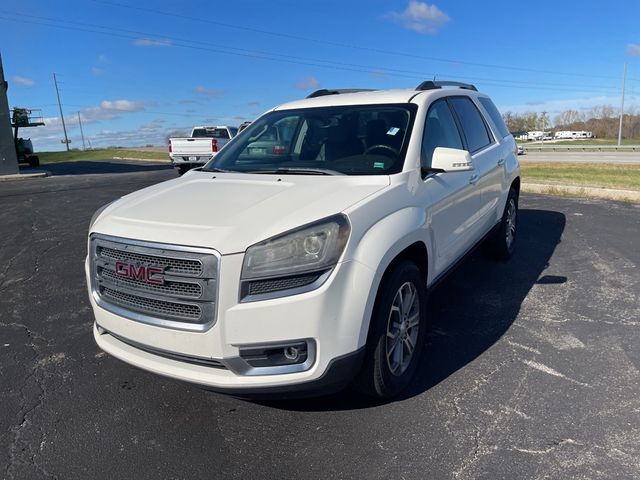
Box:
356, 261, 427, 398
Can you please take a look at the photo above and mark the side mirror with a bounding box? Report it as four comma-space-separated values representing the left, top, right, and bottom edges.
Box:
430, 147, 474, 172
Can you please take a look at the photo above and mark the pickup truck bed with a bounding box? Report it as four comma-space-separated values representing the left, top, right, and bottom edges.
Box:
169, 126, 236, 174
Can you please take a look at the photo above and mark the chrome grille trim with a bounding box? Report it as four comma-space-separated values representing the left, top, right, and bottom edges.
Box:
90, 234, 220, 332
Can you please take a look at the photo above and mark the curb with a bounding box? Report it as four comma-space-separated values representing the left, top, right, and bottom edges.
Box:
112, 156, 168, 163
0, 171, 49, 182
522, 182, 640, 203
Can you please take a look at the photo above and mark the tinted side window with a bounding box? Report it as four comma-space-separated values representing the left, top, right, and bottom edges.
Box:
421, 99, 463, 167
449, 97, 492, 153
478, 97, 510, 138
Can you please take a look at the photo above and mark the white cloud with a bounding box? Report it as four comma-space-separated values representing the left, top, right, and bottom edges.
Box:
371, 70, 388, 79
98, 54, 108, 64
140, 120, 166, 131
194, 86, 223, 97
91, 67, 105, 76
12, 75, 35, 87
385, 1, 450, 34
133, 38, 172, 47
294, 76, 320, 90
99, 99, 146, 112
628, 43, 640, 56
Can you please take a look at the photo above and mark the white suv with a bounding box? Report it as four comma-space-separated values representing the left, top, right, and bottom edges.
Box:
86, 81, 520, 398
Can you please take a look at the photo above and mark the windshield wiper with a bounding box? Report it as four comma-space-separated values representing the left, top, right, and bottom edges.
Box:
247, 167, 345, 176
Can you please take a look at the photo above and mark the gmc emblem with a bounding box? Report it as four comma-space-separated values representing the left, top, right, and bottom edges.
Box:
115, 261, 165, 285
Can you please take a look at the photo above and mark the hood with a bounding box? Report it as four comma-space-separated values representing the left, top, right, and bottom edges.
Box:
92, 171, 389, 254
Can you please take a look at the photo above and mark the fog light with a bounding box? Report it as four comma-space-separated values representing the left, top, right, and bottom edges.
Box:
239, 341, 308, 368
284, 346, 299, 361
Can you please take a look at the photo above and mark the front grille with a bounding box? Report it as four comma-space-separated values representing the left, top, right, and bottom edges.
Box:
100, 268, 203, 299
90, 234, 219, 331
102, 287, 202, 321
98, 246, 203, 276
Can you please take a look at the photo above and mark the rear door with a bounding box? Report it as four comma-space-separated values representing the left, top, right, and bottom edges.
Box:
448, 96, 501, 235
477, 96, 513, 225
422, 98, 481, 273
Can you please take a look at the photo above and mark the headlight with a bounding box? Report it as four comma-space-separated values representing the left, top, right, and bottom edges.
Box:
89, 200, 116, 229
240, 214, 350, 301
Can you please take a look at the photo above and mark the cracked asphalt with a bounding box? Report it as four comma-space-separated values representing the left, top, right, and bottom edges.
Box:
1, 161, 639, 480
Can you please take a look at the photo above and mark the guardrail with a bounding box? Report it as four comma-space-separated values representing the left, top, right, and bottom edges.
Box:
522, 144, 640, 152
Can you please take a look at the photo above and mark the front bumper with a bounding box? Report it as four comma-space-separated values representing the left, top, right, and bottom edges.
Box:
87, 253, 375, 394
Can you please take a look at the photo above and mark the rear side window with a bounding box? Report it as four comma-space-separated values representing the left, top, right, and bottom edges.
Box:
478, 97, 510, 138
192, 128, 230, 139
421, 99, 463, 167
449, 97, 492, 153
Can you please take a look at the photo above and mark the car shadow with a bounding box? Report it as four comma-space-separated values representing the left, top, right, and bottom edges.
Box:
257, 208, 566, 411
19, 160, 173, 176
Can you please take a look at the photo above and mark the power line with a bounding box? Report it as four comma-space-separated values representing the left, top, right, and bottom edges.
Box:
0, 12, 625, 96
93, 0, 630, 82
9, 11, 626, 92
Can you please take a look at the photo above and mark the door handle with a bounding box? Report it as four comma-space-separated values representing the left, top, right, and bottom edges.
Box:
469, 173, 479, 184
497, 158, 506, 167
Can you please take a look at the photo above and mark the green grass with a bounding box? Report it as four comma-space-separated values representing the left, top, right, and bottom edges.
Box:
38, 148, 167, 164
521, 162, 640, 190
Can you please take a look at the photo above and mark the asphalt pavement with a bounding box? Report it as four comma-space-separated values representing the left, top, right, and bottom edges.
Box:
1, 161, 639, 480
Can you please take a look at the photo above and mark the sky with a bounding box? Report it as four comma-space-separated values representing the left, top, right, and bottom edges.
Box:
1, 0, 640, 151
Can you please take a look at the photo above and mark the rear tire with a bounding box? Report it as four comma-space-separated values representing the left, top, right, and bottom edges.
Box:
177, 165, 189, 176
490, 188, 518, 261
355, 260, 427, 399
28, 155, 40, 167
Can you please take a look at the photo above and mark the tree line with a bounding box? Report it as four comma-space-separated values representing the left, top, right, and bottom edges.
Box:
502, 105, 640, 139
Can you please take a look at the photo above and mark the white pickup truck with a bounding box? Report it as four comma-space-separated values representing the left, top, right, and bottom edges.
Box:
87, 81, 520, 399
169, 126, 237, 175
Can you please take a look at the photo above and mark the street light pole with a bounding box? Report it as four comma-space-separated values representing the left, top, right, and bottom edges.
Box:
617, 62, 627, 146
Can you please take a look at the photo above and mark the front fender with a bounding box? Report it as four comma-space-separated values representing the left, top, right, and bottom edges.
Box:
349, 207, 430, 347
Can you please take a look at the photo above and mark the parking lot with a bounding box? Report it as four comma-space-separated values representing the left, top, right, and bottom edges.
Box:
1, 160, 639, 479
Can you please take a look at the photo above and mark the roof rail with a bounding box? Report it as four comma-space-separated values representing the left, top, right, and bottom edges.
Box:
306, 88, 376, 99
415, 81, 478, 92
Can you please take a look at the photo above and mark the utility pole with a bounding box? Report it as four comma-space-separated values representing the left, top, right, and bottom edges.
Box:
541, 111, 547, 144
617, 62, 627, 146
0, 52, 19, 175
53, 73, 70, 151
77, 111, 86, 150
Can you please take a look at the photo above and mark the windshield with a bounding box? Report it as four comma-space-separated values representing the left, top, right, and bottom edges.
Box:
204, 104, 416, 175
192, 128, 230, 139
